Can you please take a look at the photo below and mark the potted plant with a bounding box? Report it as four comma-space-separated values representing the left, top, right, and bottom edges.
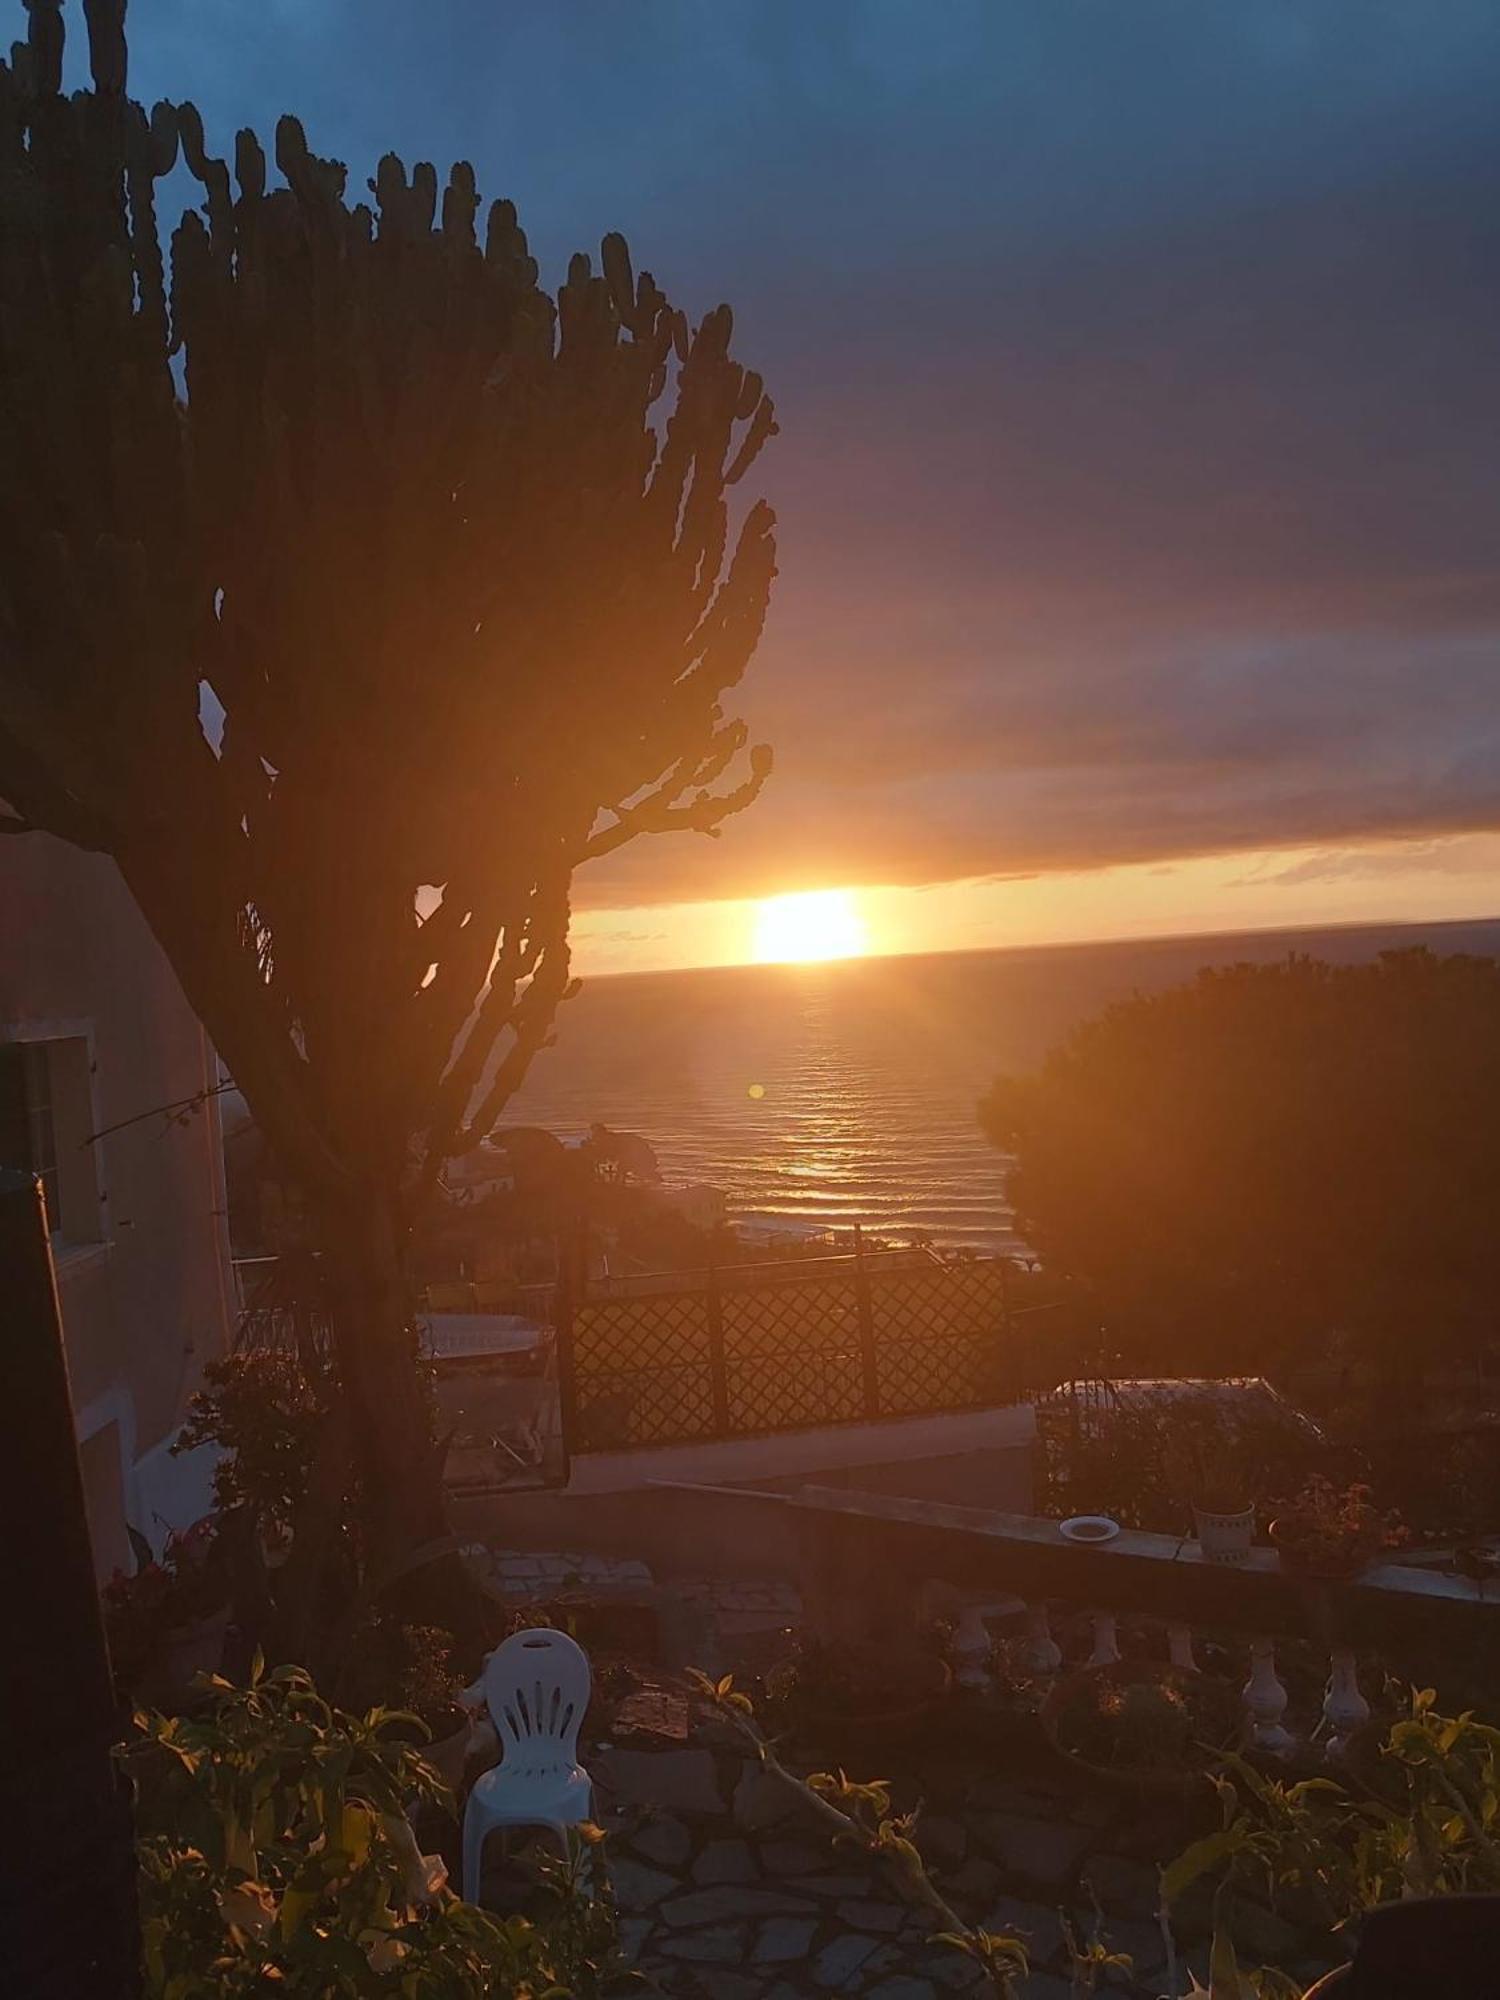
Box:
1267, 1477, 1408, 1582
767, 1639, 951, 1759
1042, 1660, 1241, 1797
102, 1516, 231, 1700
1176, 1411, 1257, 1564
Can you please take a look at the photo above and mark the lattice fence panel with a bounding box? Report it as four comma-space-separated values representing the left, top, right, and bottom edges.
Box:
869, 1263, 1012, 1415
565, 1258, 1042, 1451
569, 1290, 716, 1449
720, 1279, 865, 1431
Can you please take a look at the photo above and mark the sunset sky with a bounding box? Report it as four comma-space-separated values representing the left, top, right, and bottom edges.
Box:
129, 2, 1500, 975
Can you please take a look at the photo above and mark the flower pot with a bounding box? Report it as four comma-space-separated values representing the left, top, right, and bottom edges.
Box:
1041, 1660, 1238, 1800
160, 1603, 231, 1693
1194, 1502, 1255, 1566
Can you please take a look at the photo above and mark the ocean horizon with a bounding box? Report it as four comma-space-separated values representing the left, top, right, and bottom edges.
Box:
504, 913, 1500, 1252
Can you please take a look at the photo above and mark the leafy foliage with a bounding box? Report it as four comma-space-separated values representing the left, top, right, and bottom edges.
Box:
982, 950, 1500, 1376
1051, 1669, 1241, 1775
1040, 1396, 1316, 1531
175, 1351, 330, 1543
1163, 1688, 1500, 1983
1266, 1476, 1408, 1576
102, 1518, 229, 1691
121, 1658, 618, 1997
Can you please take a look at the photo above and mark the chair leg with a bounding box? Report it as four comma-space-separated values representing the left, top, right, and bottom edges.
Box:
461, 1798, 490, 1906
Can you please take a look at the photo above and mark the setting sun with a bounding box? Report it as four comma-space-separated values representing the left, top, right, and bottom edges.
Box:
752, 888, 868, 964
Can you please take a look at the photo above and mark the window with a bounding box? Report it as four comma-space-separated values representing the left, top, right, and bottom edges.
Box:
0, 1036, 99, 1243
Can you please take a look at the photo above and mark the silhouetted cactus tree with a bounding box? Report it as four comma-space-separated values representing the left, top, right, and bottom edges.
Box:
0, 1, 776, 1594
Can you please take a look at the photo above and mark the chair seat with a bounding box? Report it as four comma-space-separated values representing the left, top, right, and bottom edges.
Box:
467, 1758, 592, 1829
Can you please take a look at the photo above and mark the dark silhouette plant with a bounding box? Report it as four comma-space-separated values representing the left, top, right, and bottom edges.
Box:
0, 0, 777, 1634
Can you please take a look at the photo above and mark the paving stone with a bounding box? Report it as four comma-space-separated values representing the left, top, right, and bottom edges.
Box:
633, 1817, 695, 1869
693, 1839, 759, 1885
912, 1814, 968, 1871
856, 1945, 905, 1983
599, 1747, 725, 1815
945, 1855, 1000, 1904
686, 1972, 763, 2000
1092, 1914, 1168, 1978
1017, 1976, 1071, 1999
754, 1917, 820, 1963
815, 1931, 884, 1988
1105, 1806, 1195, 1864
616, 1917, 654, 1964
659, 1927, 748, 1963
610, 1857, 682, 1911
764, 1985, 806, 2000
864, 1979, 937, 2000
801, 1873, 879, 1899
1080, 1853, 1161, 1916
981, 1896, 1065, 1966
734, 1766, 806, 1832
838, 1900, 906, 1934
760, 1839, 827, 1876
917, 1948, 987, 1991
971, 1812, 1092, 1893
664, 1885, 819, 1927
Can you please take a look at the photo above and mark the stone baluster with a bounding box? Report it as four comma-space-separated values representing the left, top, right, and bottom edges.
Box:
1243, 1637, 1294, 1754
1167, 1622, 1198, 1673
951, 1604, 995, 1691
1088, 1609, 1120, 1668
1321, 1648, 1370, 1757
1022, 1601, 1063, 1678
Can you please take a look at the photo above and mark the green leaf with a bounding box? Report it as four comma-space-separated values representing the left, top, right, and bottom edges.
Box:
1161, 1827, 1245, 1907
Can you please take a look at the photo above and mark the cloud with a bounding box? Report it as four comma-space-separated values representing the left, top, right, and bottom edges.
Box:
122, 2, 1500, 915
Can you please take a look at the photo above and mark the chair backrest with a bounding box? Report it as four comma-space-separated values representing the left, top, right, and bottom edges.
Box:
482, 1627, 591, 1774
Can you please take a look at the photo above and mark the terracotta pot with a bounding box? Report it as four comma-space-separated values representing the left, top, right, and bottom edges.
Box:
160, 1604, 231, 1691
1193, 1502, 1255, 1565
1040, 1660, 1229, 1800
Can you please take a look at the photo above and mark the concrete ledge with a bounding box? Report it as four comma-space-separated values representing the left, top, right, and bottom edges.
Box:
649, 1481, 1496, 1650
561, 1403, 1035, 1496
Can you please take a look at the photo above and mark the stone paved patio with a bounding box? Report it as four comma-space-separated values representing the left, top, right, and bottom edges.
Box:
577, 1689, 1238, 1999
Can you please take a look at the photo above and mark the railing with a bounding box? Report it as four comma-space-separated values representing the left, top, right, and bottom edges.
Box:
558, 1247, 1085, 1453
230, 1251, 334, 1364
679, 1481, 1499, 1763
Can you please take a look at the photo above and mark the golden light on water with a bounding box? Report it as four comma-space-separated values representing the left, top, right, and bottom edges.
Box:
752, 888, 868, 964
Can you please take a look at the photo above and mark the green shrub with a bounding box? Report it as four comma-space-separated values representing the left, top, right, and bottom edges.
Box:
120, 1658, 617, 1997
1164, 1687, 1500, 1986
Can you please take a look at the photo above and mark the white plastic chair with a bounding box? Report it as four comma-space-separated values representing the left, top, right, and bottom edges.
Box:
460, 1626, 594, 1904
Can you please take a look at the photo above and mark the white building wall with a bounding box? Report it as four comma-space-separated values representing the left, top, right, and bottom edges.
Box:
0, 834, 234, 1579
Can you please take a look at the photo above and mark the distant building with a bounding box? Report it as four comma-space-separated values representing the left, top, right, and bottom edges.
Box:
0, 835, 234, 1580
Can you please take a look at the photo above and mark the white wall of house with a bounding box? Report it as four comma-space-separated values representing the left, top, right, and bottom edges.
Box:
0, 834, 234, 1580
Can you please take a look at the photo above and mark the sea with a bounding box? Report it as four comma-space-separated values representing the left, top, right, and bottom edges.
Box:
504, 916, 1500, 1254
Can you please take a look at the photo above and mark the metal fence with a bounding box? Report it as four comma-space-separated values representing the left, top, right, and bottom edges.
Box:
558, 1249, 1070, 1452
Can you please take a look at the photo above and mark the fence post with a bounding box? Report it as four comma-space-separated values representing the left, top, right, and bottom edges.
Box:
553, 1228, 580, 1460
999, 1253, 1015, 1396
705, 1251, 730, 1434
853, 1224, 880, 1418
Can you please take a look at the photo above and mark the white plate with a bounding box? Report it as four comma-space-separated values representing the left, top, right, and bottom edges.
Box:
1059, 1513, 1121, 1544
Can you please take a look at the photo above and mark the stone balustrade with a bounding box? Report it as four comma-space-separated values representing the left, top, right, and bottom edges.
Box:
658, 1478, 1496, 1762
